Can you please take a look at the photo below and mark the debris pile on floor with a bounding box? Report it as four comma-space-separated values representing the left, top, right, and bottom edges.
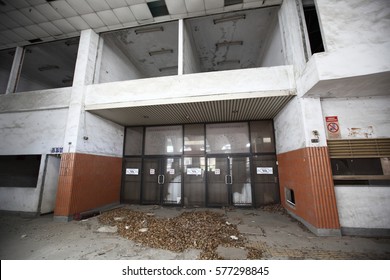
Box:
98, 208, 262, 259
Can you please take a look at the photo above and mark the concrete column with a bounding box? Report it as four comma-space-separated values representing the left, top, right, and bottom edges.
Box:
63, 29, 99, 153
5, 46, 24, 94
178, 19, 184, 75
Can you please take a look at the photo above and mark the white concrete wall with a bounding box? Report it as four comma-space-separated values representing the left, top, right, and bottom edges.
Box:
274, 96, 327, 154
0, 88, 71, 112
260, 17, 285, 67
85, 66, 295, 109
335, 186, 390, 229
0, 155, 46, 213
316, 0, 390, 53
274, 97, 305, 154
97, 37, 144, 83
321, 96, 390, 139
76, 112, 124, 157
279, 0, 308, 75
0, 109, 68, 155
183, 21, 201, 74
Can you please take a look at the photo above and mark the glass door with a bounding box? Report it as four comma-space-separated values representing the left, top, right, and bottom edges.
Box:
142, 157, 182, 205
207, 156, 252, 206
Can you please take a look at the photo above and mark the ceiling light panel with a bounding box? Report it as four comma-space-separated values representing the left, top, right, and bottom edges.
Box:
20, 7, 48, 23
12, 27, 35, 40
130, 4, 153, 21
66, 0, 94, 15
38, 22, 63, 36
7, 10, 34, 26
105, 0, 128, 9
0, 14, 20, 29
49, 1, 78, 17
8, 0, 30, 9
184, 0, 205, 13
164, 0, 186, 14
113, 7, 136, 23
213, 14, 246, 24
35, 3, 63, 21
97, 10, 121, 26
0, 30, 24, 42
81, 13, 106, 28
52, 19, 77, 33
85, 0, 110, 12
25, 24, 50, 38
66, 16, 90, 30
134, 26, 163, 34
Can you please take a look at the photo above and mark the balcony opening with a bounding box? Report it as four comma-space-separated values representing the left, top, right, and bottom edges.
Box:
184, 6, 285, 74
16, 38, 79, 93
96, 21, 178, 84
302, 0, 324, 54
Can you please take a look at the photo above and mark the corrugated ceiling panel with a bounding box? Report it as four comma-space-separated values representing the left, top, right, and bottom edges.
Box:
88, 95, 295, 126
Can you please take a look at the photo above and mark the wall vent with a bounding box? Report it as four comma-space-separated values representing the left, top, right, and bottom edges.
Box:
327, 139, 390, 158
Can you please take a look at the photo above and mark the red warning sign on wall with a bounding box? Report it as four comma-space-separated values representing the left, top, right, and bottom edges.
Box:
325, 116, 341, 139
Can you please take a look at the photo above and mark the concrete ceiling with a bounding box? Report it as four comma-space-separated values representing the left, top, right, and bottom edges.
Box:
187, 6, 278, 71
102, 21, 178, 77
0, 0, 283, 51
88, 95, 294, 126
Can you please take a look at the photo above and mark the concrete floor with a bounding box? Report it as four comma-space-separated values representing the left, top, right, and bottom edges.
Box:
0, 205, 389, 260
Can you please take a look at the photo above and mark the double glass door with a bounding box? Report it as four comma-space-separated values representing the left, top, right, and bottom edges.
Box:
142, 157, 182, 205
207, 156, 252, 206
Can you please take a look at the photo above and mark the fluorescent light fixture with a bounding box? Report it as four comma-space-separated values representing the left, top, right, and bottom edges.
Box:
149, 49, 173, 56
213, 14, 246, 24
216, 41, 243, 49
135, 26, 164, 34
217, 60, 240, 65
38, 65, 59, 71
159, 66, 177, 72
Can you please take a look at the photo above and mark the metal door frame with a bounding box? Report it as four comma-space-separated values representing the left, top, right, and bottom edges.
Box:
205, 153, 253, 207
141, 155, 183, 206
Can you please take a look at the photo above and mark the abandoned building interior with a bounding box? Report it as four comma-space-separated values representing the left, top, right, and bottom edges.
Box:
0, 0, 389, 237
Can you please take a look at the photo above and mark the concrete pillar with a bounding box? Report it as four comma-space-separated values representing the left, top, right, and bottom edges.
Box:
275, 96, 341, 236
5, 46, 24, 94
63, 29, 99, 153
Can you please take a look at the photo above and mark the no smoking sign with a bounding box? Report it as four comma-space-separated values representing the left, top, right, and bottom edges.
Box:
325, 116, 341, 138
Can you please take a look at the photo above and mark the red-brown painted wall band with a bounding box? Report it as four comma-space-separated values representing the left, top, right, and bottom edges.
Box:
54, 153, 122, 217
277, 147, 340, 229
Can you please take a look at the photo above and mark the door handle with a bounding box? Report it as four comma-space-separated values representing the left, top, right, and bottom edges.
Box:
161, 174, 165, 184
229, 175, 233, 184
225, 175, 228, 185
158, 175, 162, 185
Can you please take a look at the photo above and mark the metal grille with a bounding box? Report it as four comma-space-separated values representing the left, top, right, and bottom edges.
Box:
327, 138, 390, 158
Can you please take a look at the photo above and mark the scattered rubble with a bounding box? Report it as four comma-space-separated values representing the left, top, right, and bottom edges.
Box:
98, 208, 248, 259
96, 226, 118, 233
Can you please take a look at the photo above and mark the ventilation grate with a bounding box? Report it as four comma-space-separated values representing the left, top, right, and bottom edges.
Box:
327, 138, 390, 158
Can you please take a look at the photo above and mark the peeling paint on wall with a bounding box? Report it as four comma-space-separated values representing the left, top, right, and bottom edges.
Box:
347, 126, 374, 138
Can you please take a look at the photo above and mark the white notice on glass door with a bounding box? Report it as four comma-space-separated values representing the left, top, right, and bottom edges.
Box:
256, 167, 273, 175
126, 168, 139, 175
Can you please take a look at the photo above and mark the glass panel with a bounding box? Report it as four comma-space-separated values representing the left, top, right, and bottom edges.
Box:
17, 38, 79, 92
122, 158, 142, 203
183, 157, 205, 206
0, 48, 15, 94
142, 158, 160, 204
184, 124, 205, 155
144, 125, 183, 155
231, 157, 252, 206
162, 157, 182, 205
207, 157, 229, 206
250, 121, 275, 153
124, 127, 143, 155
252, 155, 280, 206
206, 122, 250, 154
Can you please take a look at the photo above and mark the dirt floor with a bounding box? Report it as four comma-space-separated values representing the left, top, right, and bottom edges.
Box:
1, 204, 389, 260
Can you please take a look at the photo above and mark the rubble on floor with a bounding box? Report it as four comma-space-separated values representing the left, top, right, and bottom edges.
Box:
98, 208, 262, 259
